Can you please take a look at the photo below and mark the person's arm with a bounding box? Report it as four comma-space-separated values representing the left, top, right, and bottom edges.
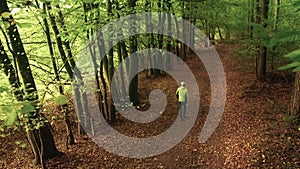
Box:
185, 89, 188, 103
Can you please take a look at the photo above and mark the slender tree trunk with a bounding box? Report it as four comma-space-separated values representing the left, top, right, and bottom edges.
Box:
145, 1, 155, 77
128, 0, 139, 106
156, 0, 165, 76
96, 31, 109, 120
46, 3, 88, 134
255, 0, 260, 77
42, 3, 74, 146
257, 0, 269, 80
88, 41, 102, 134
166, 0, 172, 70
107, 0, 117, 123
173, 13, 180, 58
248, 0, 254, 38
181, 1, 187, 61
56, 5, 91, 131
115, 1, 128, 109
271, 0, 280, 71
83, 2, 100, 134
289, 72, 300, 120
0, 39, 23, 100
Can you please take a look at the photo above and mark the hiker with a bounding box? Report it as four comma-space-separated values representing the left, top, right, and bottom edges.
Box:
176, 81, 188, 120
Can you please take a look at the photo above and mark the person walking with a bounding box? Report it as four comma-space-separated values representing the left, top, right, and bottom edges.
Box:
176, 81, 188, 120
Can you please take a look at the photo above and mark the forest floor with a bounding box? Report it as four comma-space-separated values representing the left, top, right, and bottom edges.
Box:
1, 43, 299, 169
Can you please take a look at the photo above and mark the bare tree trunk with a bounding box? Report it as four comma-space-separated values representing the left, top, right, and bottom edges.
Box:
107, 0, 117, 123
96, 31, 109, 120
248, 0, 254, 38
165, 0, 172, 70
271, 0, 280, 71
0, 39, 23, 100
181, 1, 187, 61
257, 0, 269, 80
289, 72, 300, 120
128, 0, 139, 106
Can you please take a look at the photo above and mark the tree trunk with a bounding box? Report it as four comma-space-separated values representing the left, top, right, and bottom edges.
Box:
289, 72, 300, 120
0, 39, 23, 100
166, 0, 172, 70
56, 5, 92, 132
128, 0, 139, 106
257, 0, 269, 80
181, 1, 187, 61
107, 0, 117, 123
42, 2, 74, 146
248, 0, 254, 38
96, 31, 109, 120
271, 0, 280, 70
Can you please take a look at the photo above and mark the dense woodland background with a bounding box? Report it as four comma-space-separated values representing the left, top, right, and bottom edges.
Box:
0, 0, 299, 168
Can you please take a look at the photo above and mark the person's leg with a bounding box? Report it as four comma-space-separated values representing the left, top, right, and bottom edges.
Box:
180, 102, 185, 119
182, 102, 186, 118
178, 102, 181, 118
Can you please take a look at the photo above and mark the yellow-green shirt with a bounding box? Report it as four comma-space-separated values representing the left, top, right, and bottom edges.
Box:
176, 86, 188, 102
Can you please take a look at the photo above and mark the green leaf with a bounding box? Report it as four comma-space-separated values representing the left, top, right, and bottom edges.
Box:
20, 143, 27, 148
270, 31, 300, 46
20, 102, 35, 114
292, 66, 300, 72
13, 104, 23, 111
5, 111, 17, 126
1, 12, 11, 19
15, 140, 21, 145
279, 62, 300, 70
54, 95, 68, 105
285, 49, 300, 62
17, 22, 33, 28
0, 86, 9, 92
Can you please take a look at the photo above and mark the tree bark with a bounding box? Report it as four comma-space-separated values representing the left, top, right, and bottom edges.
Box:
128, 0, 139, 106
107, 0, 117, 123
257, 0, 269, 80
248, 0, 254, 38
166, 0, 172, 69
289, 72, 300, 120
0, 39, 23, 100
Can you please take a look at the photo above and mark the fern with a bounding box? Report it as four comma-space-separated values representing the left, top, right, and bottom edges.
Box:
270, 31, 300, 47
279, 49, 300, 71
